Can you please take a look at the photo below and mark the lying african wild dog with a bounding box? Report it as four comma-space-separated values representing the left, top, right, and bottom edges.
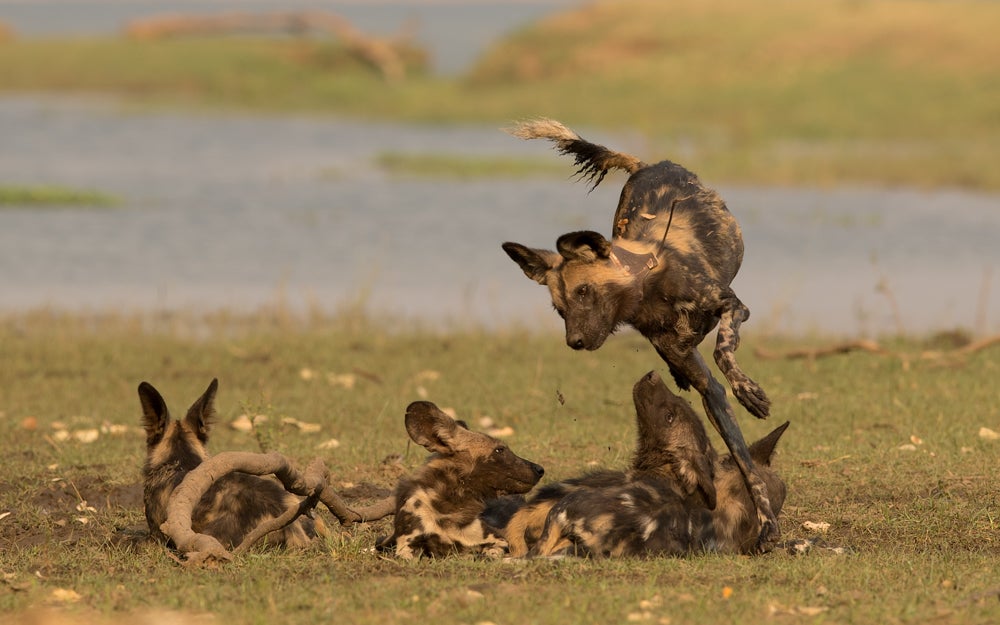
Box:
376, 401, 544, 559
503, 370, 717, 557
139, 379, 324, 549
534, 420, 789, 558
513, 372, 789, 558
502, 118, 780, 551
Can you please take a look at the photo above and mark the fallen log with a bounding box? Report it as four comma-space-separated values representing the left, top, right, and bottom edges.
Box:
754, 339, 884, 361
123, 10, 412, 80
160, 451, 393, 565
753, 334, 1000, 364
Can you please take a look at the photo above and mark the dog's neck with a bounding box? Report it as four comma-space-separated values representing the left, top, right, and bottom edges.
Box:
610, 244, 658, 277
610, 243, 662, 312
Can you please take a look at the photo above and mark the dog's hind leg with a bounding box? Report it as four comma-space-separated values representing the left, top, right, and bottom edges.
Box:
532, 513, 575, 558
714, 293, 770, 419
656, 345, 780, 553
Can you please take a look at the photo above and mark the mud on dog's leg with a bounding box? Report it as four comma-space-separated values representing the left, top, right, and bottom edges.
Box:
713, 294, 770, 419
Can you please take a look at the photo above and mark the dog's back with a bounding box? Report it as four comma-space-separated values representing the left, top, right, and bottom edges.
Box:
139, 379, 321, 549
378, 401, 544, 559
612, 163, 744, 288
534, 474, 696, 558
505, 118, 743, 286
502, 470, 626, 557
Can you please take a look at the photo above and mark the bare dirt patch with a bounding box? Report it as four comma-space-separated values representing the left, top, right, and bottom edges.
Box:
1, 474, 145, 551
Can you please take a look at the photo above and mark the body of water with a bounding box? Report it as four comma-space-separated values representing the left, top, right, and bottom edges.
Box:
2, 96, 998, 336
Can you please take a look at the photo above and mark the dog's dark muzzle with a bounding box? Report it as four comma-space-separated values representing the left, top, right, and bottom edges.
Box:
520, 461, 545, 487
530, 462, 544, 481
506, 461, 545, 495
566, 333, 604, 351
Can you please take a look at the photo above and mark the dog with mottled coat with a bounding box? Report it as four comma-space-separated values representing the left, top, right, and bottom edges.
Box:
377, 401, 544, 559
533, 420, 789, 558
139, 379, 324, 549
502, 118, 780, 552
503, 370, 718, 557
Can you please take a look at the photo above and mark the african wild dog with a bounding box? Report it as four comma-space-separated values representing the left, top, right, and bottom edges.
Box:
502, 118, 779, 551
139, 379, 324, 549
503, 370, 718, 557
533, 419, 788, 558
376, 401, 544, 559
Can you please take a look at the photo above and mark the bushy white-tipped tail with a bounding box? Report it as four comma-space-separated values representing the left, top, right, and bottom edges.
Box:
504, 117, 644, 189
504, 118, 582, 146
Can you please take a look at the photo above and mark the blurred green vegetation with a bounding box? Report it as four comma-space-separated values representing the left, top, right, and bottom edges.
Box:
374, 152, 569, 179
0, 0, 997, 189
0, 184, 119, 208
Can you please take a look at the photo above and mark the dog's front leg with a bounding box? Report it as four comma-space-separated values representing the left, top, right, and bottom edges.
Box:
714, 294, 770, 419
479, 531, 510, 559
656, 345, 780, 553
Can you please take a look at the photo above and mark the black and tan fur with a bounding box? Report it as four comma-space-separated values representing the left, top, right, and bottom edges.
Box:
377, 401, 544, 559
504, 370, 717, 557
139, 379, 323, 549
534, 420, 788, 558
502, 118, 779, 551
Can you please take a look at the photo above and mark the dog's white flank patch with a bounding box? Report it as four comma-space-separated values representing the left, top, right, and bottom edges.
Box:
554, 510, 569, 526
640, 516, 659, 541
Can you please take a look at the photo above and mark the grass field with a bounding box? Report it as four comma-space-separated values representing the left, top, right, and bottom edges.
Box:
1, 0, 999, 189
1, 310, 998, 624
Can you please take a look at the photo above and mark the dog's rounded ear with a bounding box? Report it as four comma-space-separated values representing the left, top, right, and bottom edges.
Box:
184, 378, 218, 444
502, 242, 560, 285
556, 231, 612, 262
689, 454, 718, 511
405, 401, 459, 454
138, 381, 170, 447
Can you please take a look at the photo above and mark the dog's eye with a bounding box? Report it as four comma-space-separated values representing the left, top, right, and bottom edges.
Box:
493, 447, 506, 455
575, 284, 590, 298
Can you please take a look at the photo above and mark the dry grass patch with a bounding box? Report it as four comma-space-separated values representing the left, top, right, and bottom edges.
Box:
0, 310, 998, 623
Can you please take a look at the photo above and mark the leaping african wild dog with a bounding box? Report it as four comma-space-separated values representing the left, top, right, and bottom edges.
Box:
502, 370, 718, 557
502, 118, 779, 552
377, 401, 544, 559
139, 379, 325, 549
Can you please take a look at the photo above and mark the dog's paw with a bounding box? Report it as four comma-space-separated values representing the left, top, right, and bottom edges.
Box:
733, 379, 770, 419
753, 517, 781, 555
481, 545, 507, 560
478, 535, 510, 560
